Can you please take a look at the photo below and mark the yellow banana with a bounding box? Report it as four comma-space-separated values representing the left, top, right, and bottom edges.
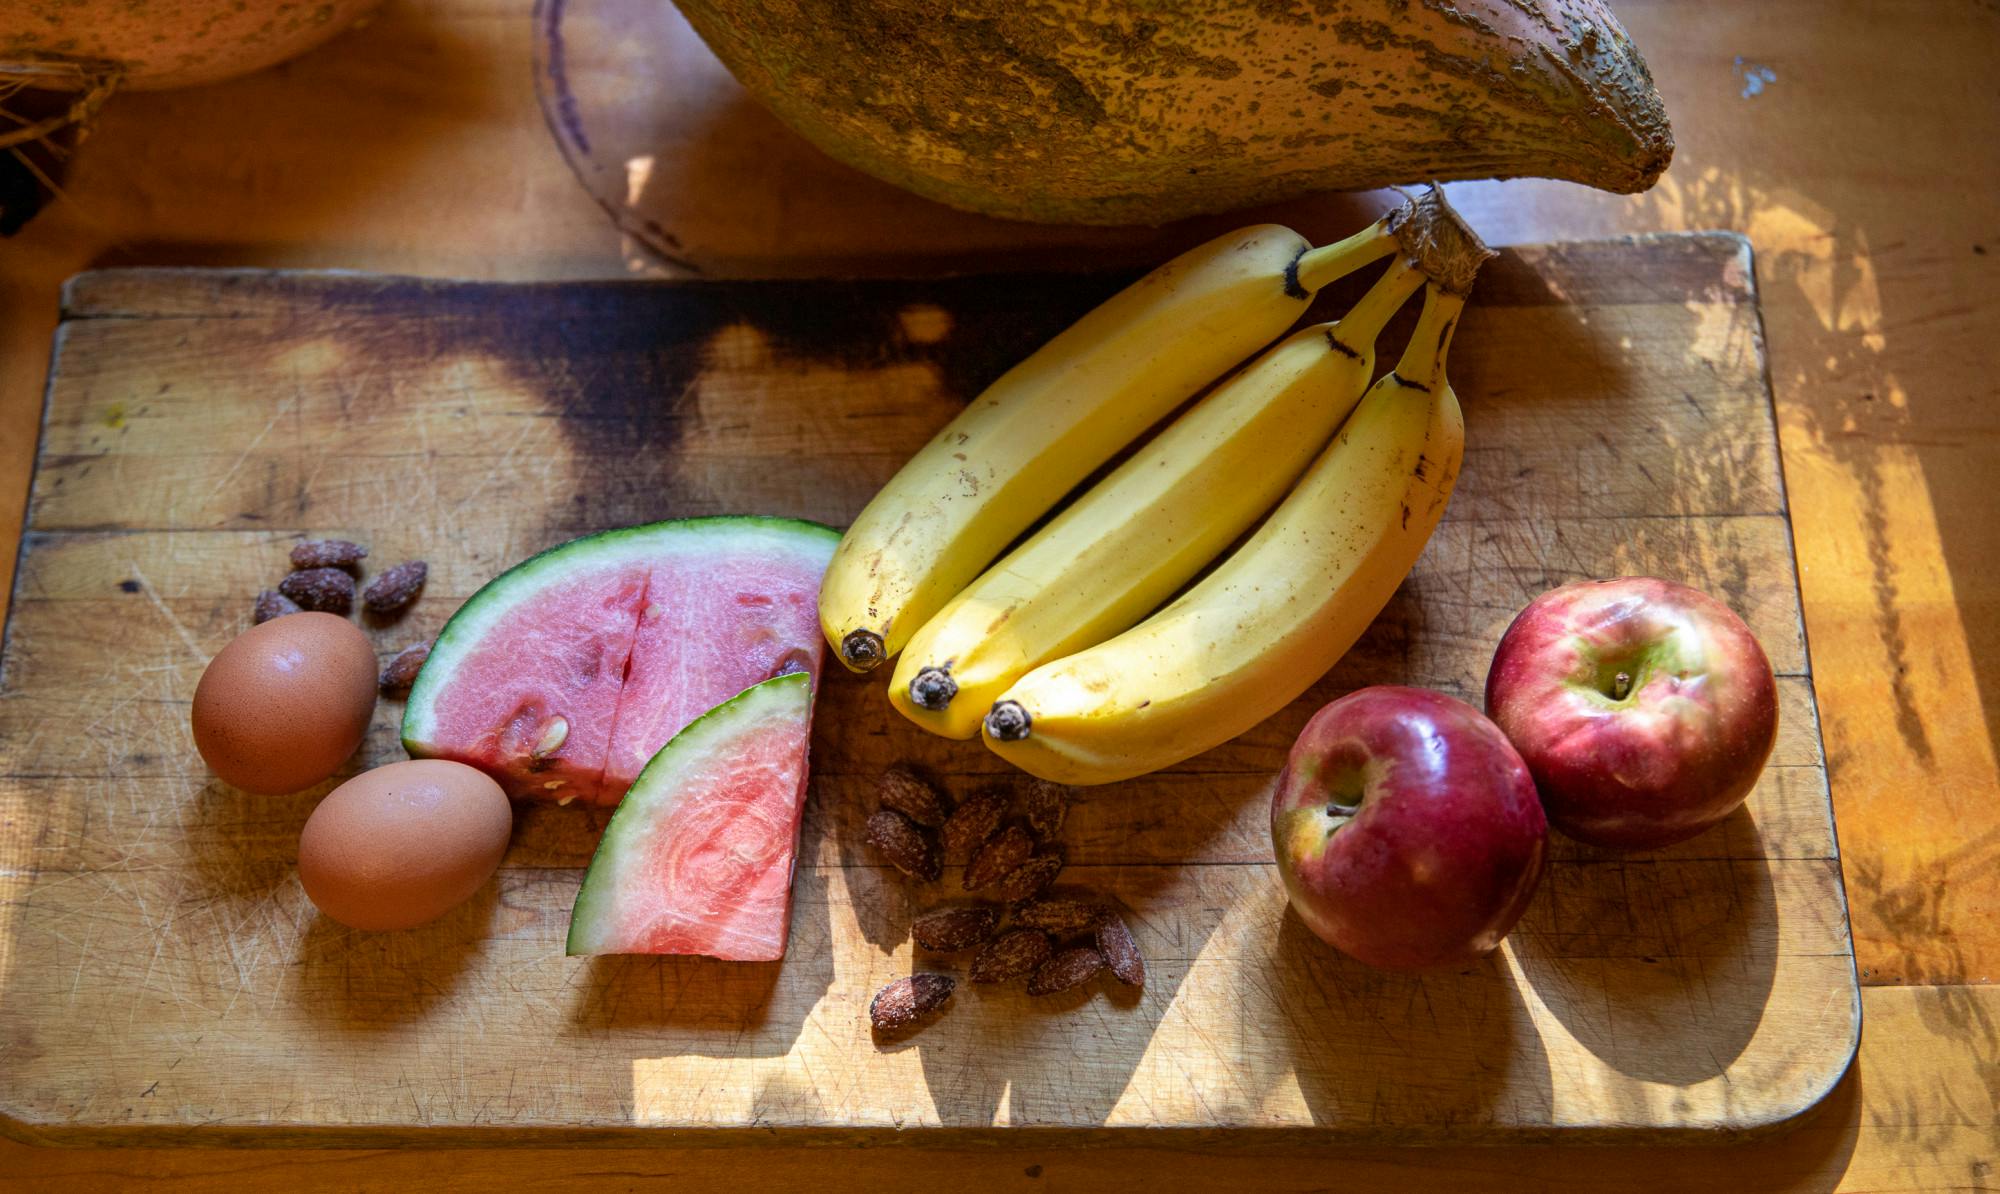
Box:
983, 283, 1472, 785
818, 214, 1407, 673
888, 257, 1426, 739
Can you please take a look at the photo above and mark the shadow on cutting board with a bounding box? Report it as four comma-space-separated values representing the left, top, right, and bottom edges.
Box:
290, 882, 496, 1026
1273, 910, 1552, 1130
861, 768, 1257, 1128
1512, 803, 1780, 1089
900, 859, 1219, 1129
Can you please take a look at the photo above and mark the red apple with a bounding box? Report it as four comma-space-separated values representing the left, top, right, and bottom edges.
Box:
1271, 686, 1547, 970
1484, 576, 1778, 850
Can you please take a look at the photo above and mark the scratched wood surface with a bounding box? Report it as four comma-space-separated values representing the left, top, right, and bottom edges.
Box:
0, 234, 1857, 1144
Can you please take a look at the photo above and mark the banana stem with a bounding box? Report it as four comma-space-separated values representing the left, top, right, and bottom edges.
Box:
1329, 258, 1425, 353
1292, 218, 1399, 295
1391, 285, 1467, 391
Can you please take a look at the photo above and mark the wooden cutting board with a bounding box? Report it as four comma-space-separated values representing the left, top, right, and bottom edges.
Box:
0, 234, 1857, 1145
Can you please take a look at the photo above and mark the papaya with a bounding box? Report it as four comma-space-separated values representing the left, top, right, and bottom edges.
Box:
673, 0, 1674, 225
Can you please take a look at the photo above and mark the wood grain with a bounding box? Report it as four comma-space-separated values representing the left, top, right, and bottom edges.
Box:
0, 235, 1857, 1142
1, 981, 1991, 1192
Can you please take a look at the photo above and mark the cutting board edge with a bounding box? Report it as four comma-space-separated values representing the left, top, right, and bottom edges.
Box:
0, 1061, 1858, 1150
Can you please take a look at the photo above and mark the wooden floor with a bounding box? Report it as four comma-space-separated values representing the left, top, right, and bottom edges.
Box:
1, 0, 1995, 1187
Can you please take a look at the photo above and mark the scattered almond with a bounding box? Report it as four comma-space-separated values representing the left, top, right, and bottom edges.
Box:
363, 560, 428, 616
290, 539, 367, 572
1096, 915, 1146, 987
253, 589, 301, 624
878, 764, 950, 828
869, 973, 955, 1036
969, 928, 1053, 985
1020, 779, 1070, 842
939, 787, 1008, 860
1014, 897, 1112, 938
1027, 946, 1106, 996
963, 822, 1034, 892
996, 850, 1063, 902
866, 808, 941, 882
911, 905, 999, 952
278, 567, 355, 614
379, 641, 431, 696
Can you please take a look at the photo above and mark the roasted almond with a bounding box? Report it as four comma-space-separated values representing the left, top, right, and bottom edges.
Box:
1027, 945, 1105, 996
866, 808, 941, 882
911, 905, 999, 952
379, 641, 432, 696
878, 764, 950, 828
1096, 915, 1146, 987
1019, 779, 1071, 842
963, 822, 1034, 892
278, 567, 355, 614
253, 589, 301, 624
939, 787, 1008, 860
1014, 896, 1112, 938
869, 973, 955, 1036
363, 560, 428, 616
290, 538, 367, 572
995, 850, 1063, 902
969, 928, 1053, 985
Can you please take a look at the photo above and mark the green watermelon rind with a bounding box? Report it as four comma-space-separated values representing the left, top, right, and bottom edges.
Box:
565, 669, 813, 957
401, 516, 838, 753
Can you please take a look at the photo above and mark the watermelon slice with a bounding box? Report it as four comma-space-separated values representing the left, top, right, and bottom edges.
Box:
567, 672, 814, 960
403, 517, 837, 806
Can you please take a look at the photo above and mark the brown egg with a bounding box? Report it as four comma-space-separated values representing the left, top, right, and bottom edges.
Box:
298, 759, 513, 931
191, 612, 377, 794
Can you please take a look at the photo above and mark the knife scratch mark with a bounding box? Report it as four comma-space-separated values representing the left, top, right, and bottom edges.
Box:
126, 565, 204, 667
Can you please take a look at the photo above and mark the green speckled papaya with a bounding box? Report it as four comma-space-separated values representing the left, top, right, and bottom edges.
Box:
672, 0, 1674, 225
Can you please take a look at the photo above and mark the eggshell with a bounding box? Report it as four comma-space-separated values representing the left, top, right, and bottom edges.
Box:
298, 759, 513, 931
191, 612, 377, 794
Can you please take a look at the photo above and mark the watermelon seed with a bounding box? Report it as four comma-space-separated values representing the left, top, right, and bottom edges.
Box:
533, 716, 570, 759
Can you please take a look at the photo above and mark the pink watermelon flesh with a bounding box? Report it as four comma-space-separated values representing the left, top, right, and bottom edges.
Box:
567, 672, 813, 960
403, 519, 836, 807
601, 551, 823, 795
413, 564, 646, 804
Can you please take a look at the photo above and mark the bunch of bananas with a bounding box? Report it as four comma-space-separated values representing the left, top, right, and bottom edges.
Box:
820, 188, 1493, 784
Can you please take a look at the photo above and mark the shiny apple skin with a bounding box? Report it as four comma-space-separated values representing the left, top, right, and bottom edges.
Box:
1484, 577, 1779, 851
1271, 686, 1548, 971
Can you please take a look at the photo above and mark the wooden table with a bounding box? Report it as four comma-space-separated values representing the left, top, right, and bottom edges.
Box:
1, 0, 1994, 1186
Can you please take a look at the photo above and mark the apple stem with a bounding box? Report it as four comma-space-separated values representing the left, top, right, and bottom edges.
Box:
1612, 671, 1633, 700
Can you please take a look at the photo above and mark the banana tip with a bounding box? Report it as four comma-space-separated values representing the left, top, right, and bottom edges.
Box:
840, 629, 886, 673
985, 700, 1031, 742
909, 667, 958, 711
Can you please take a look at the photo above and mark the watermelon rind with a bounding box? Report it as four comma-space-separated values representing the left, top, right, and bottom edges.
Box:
401, 516, 837, 754
565, 670, 812, 957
